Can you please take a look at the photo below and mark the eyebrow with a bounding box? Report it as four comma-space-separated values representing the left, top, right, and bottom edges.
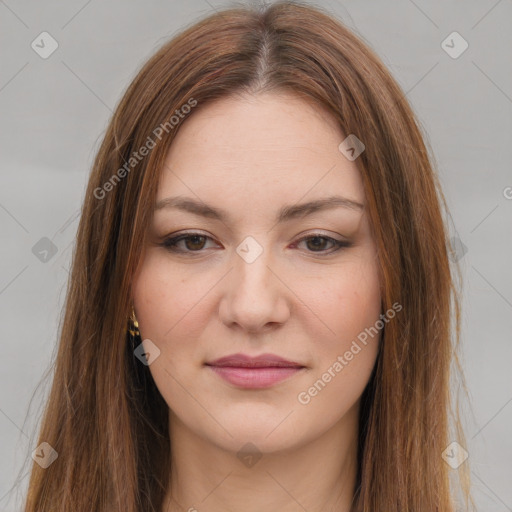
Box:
154, 195, 364, 223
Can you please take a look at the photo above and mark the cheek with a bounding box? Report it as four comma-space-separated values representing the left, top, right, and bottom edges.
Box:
294, 254, 381, 347
294, 264, 381, 420
131, 257, 208, 403
132, 253, 213, 346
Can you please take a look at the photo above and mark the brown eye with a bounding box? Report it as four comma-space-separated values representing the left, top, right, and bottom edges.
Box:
305, 236, 330, 251
294, 234, 352, 254
161, 233, 217, 253
184, 235, 207, 250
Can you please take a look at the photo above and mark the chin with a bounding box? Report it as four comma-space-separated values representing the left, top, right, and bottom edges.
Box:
210, 428, 303, 457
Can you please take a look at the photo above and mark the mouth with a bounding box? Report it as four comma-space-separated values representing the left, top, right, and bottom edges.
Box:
204, 353, 306, 389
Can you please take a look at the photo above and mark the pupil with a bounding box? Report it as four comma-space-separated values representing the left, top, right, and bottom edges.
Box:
187, 235, 205, 250
307, 236, 326, 251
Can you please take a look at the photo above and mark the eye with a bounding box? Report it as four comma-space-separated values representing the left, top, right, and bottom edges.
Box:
160, 232, 219, 253
293, 234, 351, 254
160, 232, 351, 256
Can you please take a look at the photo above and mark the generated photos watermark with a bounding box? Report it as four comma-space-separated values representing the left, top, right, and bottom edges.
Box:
297, 301, 402, 405
93, 97, 198, 200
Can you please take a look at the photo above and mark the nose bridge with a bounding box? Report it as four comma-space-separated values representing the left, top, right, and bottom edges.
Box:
219, 236, 289, 331
232, 240, 274, 299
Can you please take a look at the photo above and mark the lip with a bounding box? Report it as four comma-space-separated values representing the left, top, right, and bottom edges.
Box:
205, 353, 306, 389
206, 353, 303, 368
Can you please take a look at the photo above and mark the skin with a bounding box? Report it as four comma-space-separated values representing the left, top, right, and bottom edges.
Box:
132, 91, 382, 512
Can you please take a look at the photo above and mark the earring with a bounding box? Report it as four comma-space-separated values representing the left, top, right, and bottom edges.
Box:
128, 306, 141, 346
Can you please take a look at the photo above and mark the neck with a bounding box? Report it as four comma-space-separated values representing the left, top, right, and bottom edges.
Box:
161, 404, 360, 512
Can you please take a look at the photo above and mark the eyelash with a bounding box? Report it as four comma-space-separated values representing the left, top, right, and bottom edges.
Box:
160, 232, 352, 255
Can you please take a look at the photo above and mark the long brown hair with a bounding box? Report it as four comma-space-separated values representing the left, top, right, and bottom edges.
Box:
21, 1, 472, 510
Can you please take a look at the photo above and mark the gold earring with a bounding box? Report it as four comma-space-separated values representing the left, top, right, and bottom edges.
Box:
128, 306, 141, 345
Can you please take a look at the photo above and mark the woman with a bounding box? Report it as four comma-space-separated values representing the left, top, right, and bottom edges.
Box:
23, 1, 472, 510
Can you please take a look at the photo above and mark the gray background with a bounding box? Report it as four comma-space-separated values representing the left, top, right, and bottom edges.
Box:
1, 0, 511, 510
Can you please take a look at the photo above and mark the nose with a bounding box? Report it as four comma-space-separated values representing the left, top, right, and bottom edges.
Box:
218, 246, 291, 333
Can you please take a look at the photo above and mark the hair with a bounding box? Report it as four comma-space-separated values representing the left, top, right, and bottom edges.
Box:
19, 1, 472, 510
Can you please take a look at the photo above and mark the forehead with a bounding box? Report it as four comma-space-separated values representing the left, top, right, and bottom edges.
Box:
157, 92, 365, 208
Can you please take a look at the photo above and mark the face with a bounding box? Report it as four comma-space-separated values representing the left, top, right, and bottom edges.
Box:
132, 92, 382, 454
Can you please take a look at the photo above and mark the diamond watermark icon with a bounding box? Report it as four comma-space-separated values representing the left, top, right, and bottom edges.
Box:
441, 32, 468, 59
31, 442, 58, 469
31, 31, 59, 59
237, 442, 262, 468
134, 339, 161, 365
32, 237, 58, 263
236, 236, 263, 264
442, 441, 468, 469
448, 236, 468, 262
338, 134, 365, 161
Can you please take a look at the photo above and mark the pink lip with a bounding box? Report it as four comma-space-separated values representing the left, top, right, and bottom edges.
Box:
205, 353, 305, 389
